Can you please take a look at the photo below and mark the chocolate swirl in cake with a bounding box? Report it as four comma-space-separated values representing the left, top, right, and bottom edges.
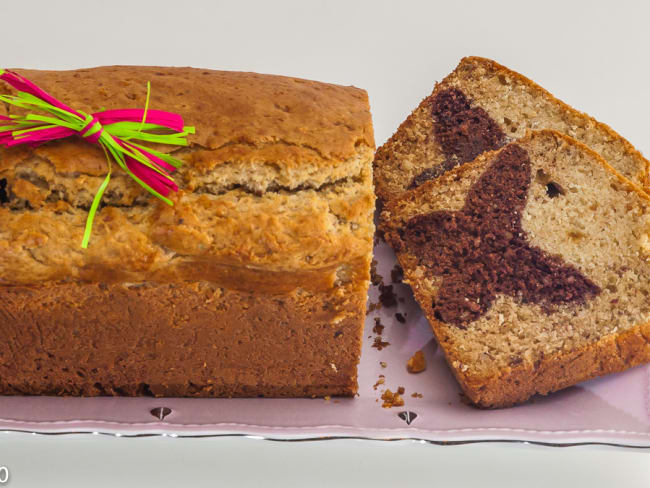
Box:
409, 88, 505, 189
402, 144, 600, 328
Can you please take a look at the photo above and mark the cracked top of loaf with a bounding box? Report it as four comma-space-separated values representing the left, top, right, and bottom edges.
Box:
0, 67, 375, 288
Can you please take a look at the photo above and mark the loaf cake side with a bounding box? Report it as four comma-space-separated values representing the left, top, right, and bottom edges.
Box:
0, 272, 368, 397
381, 130, 650, 407
373, 56, 650, 204
0, 66, 375, 397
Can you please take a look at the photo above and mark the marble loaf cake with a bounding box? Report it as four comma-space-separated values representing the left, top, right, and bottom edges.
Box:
0, 67, 376, 397
381, 130, 650, 407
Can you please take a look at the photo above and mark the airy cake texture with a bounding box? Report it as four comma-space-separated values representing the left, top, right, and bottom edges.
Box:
374, 56, 650, 204
381, 130, 650, 407
0, 66, 375, 397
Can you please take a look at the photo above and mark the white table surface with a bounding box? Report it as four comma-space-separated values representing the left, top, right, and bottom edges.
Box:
1, 0, 648, 485
0, 433, 649, 487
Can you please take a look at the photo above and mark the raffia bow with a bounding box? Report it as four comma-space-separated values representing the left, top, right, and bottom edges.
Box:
0, 69, 194, 247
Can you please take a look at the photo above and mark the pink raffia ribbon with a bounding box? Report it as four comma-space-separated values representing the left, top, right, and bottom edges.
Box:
0, 69, 194, 247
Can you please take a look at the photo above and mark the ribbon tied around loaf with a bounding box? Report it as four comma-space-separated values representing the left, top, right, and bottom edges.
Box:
0, 69, 195, 248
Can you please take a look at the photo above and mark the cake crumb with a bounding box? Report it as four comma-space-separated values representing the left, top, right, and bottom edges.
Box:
372, 317, 385, 335
395, 312, 406, 323
411, 392, 423, 398
372, 336, 391, 350
380, 361, 387, 368
366, 301, 382, 314
391, 264, 404, 284
370, 259, 382, 286
373, 376, 385, 390
407, 350, 427, 374
396, 386, 405, 395
381, 389, 405, 408
324, 396, 331, 401
378, 284, 398, 308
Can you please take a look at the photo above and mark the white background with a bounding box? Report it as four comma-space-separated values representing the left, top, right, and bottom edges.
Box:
1, 0, 649, 486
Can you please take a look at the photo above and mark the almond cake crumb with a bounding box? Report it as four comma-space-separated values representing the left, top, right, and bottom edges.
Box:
406, 350, 427, 374
381, 389, 405, 408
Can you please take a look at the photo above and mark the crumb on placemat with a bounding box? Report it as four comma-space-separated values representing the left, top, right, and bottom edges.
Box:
372, 317, 384, 335
407, 350, 427, 374
380, 361, 387, 368
366, 301, 381, 314
372, 336, 390, 350
373, 231, 384, 247
373, 375, 385, 390
381, 388, 405, 408
391, 264, 404, 284
411, 392, 423, 398
378, 284, 397, 308
370, 258, 382, 286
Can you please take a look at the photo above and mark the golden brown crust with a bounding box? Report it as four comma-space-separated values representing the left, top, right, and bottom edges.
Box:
381, 130, 650, 407
1, 66, 375, 174
374, 56, 650, 203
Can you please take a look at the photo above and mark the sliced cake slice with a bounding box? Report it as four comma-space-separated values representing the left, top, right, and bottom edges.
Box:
380, 130, 650, 408
374, 56, 650, 204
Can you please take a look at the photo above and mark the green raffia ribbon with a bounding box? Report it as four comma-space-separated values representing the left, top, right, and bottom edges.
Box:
0, 69, 195, 247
